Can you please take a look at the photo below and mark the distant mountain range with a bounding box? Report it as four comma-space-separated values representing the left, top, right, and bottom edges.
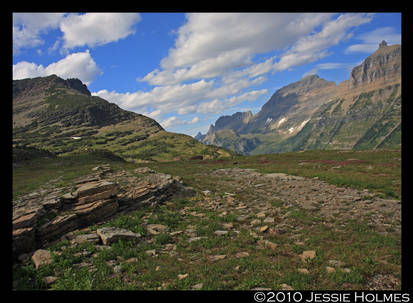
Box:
13, 75, 232, 162
196, 41, 401, 154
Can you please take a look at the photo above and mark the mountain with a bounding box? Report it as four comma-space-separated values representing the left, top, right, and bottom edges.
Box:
199, 41, 401, 154
13, 75, 232, 162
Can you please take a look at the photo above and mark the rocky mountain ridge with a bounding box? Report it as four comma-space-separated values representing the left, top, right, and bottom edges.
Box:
198, 42, 401, 154
13, 75, 232, 162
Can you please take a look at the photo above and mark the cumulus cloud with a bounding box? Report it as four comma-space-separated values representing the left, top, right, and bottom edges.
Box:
13, 13, 66, 54
13, 13, 141, 54
142, 13, 335, 86
93, 79, 215, 114
160, 115, 200, 128
60, 13, 141, 49
274, 13, 373, 71
13, 50, 102, 85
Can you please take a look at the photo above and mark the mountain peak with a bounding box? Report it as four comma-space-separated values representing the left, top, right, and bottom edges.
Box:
350, 42, 401, 89
13, 74, 91, 99
379, 40, 388, 48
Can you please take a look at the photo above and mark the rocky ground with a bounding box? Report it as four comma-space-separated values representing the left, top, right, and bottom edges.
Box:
12, 165, 401, 290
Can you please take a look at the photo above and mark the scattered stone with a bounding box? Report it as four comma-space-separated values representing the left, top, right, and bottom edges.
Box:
208, 255, 226, 262
328, 260, 345, 267
178, 273, 189, 280
300, 250, 316, 262
260, 226, 269, 233
147, 224, 168, 235
96, 227, 141, 245
32, 249, 52, 269
222, 223, 233, 229
326, 266, 336, 273
163, 243, 177, 251
191, 283, 203, 290
256, 212, 266, 218
126, 257, 138, 264
145, 249, 157, 256
298, 268, 310, 274
188, 236, 207, 243
235, 251, 250, 258
263, 217, 275, 223
258, 239, 278, 250
250, 219, 261, 226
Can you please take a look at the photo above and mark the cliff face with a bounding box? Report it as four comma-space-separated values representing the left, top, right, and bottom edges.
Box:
350, 41, 401, 89
199, 42, 401, 154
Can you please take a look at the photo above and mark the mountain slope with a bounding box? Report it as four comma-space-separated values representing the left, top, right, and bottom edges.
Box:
13, 75, 232, 162
199, 42, 401, 154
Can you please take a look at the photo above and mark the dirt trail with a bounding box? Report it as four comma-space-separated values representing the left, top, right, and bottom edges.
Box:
206, 168, 401, 234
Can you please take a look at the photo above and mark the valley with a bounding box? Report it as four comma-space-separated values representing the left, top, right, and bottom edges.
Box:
12, 149, 401, 290
12, 42, 402, 292
198, 42, 401, 155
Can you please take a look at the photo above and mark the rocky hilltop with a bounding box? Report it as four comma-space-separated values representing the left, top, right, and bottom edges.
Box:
198, 42, 401, 154
13, 75, 232, 162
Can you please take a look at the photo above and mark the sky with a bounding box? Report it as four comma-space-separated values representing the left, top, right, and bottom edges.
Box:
12, 12, 402, 136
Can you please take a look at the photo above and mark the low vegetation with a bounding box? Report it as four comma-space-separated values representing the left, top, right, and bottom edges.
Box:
13, 149, 401, 290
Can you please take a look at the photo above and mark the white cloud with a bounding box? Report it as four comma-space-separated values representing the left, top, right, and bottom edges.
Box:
302, 62, 357, 77
141, 13, 335, 86
274, 13, 373, 71
60, 13, 141, 49
13, 50, 102, 85
93, 79, 214, 114
13, 13, 141, 54
99, 13, 374, 133
160, 115, 200, 128
13, 13, 66, 54
196, 89, 267, 114
345, 26, 401, 53
161, 13, 333, 70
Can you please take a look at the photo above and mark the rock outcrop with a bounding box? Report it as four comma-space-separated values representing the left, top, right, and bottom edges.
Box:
350, 41, 401, 89
12, 166, 194, 256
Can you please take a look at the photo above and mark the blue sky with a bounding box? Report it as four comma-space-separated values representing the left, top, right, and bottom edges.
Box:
12, 12, 401, 136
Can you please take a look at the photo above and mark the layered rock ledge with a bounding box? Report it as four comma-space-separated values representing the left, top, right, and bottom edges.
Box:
12, 166, 194, 256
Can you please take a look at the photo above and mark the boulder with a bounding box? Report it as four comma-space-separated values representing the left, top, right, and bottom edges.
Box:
31, 249, 52, 269
96, 227, 142, 245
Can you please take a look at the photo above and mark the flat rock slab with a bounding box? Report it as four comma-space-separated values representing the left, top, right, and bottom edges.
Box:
76, 181, 116, 198
96, 227, 142, 245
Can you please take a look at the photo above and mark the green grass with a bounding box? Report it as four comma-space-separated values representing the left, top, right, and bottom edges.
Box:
12, 149, 401, 290
146, 149, 401, 199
